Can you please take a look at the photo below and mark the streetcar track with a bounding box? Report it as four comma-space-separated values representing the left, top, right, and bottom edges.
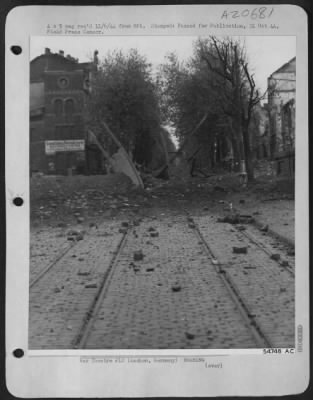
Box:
188, 215, 273, 348
30, 240, 79, 288
73, 227, 130, 349
234, 226, 295, 277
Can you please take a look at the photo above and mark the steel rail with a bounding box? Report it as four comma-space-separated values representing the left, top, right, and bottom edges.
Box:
188, 216, 273, 349
30, 240, 78, 288
235, 226, 295, 277
72, 228, 129, 349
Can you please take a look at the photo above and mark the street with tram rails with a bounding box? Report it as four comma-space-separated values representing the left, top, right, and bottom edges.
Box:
29, 174, 295, 350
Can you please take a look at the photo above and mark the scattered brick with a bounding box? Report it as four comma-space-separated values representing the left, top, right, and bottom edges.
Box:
85, 283, 98, 288
171, 284, 181, 292
133, 250, 144, 261
260, 224, 269, 232
185, 332, 195, 340
270, 253, 281, 261
233, 246, 248, 254
150, 231, 159, 238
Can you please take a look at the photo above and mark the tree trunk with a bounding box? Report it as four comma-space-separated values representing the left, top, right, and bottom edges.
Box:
242, 119, 254, 181
231, 136, 240, 171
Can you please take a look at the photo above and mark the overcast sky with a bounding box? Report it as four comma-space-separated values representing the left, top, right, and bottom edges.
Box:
31, 35, 296, 95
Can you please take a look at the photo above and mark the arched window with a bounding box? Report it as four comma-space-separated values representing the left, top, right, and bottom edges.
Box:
54, 99, 63, 117
64, 98, 74, 118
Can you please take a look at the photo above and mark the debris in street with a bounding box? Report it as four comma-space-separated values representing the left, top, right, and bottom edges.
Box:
85, 283, 98, 288
150, 231, 159, 238
185, 332, 195, 340
133, 250, 144, 261
260, 224, 269, 232
239, 215, 254, 224
76, 233, 84, 241
233, 246, 248, 254
270, 253, 281, 261
171, 284, 181, 292
77, 271, 90, 276
280, 260, 289, 267
217, 214, 240, 224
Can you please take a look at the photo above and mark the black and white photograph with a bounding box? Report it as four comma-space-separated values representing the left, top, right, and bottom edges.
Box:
29, 35, 296, 350
5, 4, 309, 397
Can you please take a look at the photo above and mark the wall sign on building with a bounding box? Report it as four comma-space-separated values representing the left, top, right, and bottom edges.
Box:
45, 139, 85, 154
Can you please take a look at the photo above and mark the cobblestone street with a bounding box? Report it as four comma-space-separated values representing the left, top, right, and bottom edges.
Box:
29, 175, 295, 349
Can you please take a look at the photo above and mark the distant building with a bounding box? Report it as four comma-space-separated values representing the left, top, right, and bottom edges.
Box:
30, 48, 101, 174
267, 57, 296, 176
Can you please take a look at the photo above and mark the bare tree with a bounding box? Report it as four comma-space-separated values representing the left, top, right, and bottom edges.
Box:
197, 36, 268, 180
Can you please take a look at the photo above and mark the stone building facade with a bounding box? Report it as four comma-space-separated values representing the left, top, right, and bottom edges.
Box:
267, 57, 296, 176
30, 48, 99, 174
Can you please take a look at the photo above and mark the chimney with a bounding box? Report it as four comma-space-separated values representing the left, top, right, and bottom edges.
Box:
59, 50, 64, 56
45, 48, 50, 55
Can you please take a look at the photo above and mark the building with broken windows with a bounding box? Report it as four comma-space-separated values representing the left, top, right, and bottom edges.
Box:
267, 57, 296, 176
30, 48, 100, 174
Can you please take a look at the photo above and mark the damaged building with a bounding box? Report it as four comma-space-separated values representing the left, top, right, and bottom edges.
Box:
30, 48, 101, 174
267, 57, 296, 176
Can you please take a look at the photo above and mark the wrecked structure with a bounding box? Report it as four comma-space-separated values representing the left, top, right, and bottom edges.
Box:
267, 57, 296, 176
